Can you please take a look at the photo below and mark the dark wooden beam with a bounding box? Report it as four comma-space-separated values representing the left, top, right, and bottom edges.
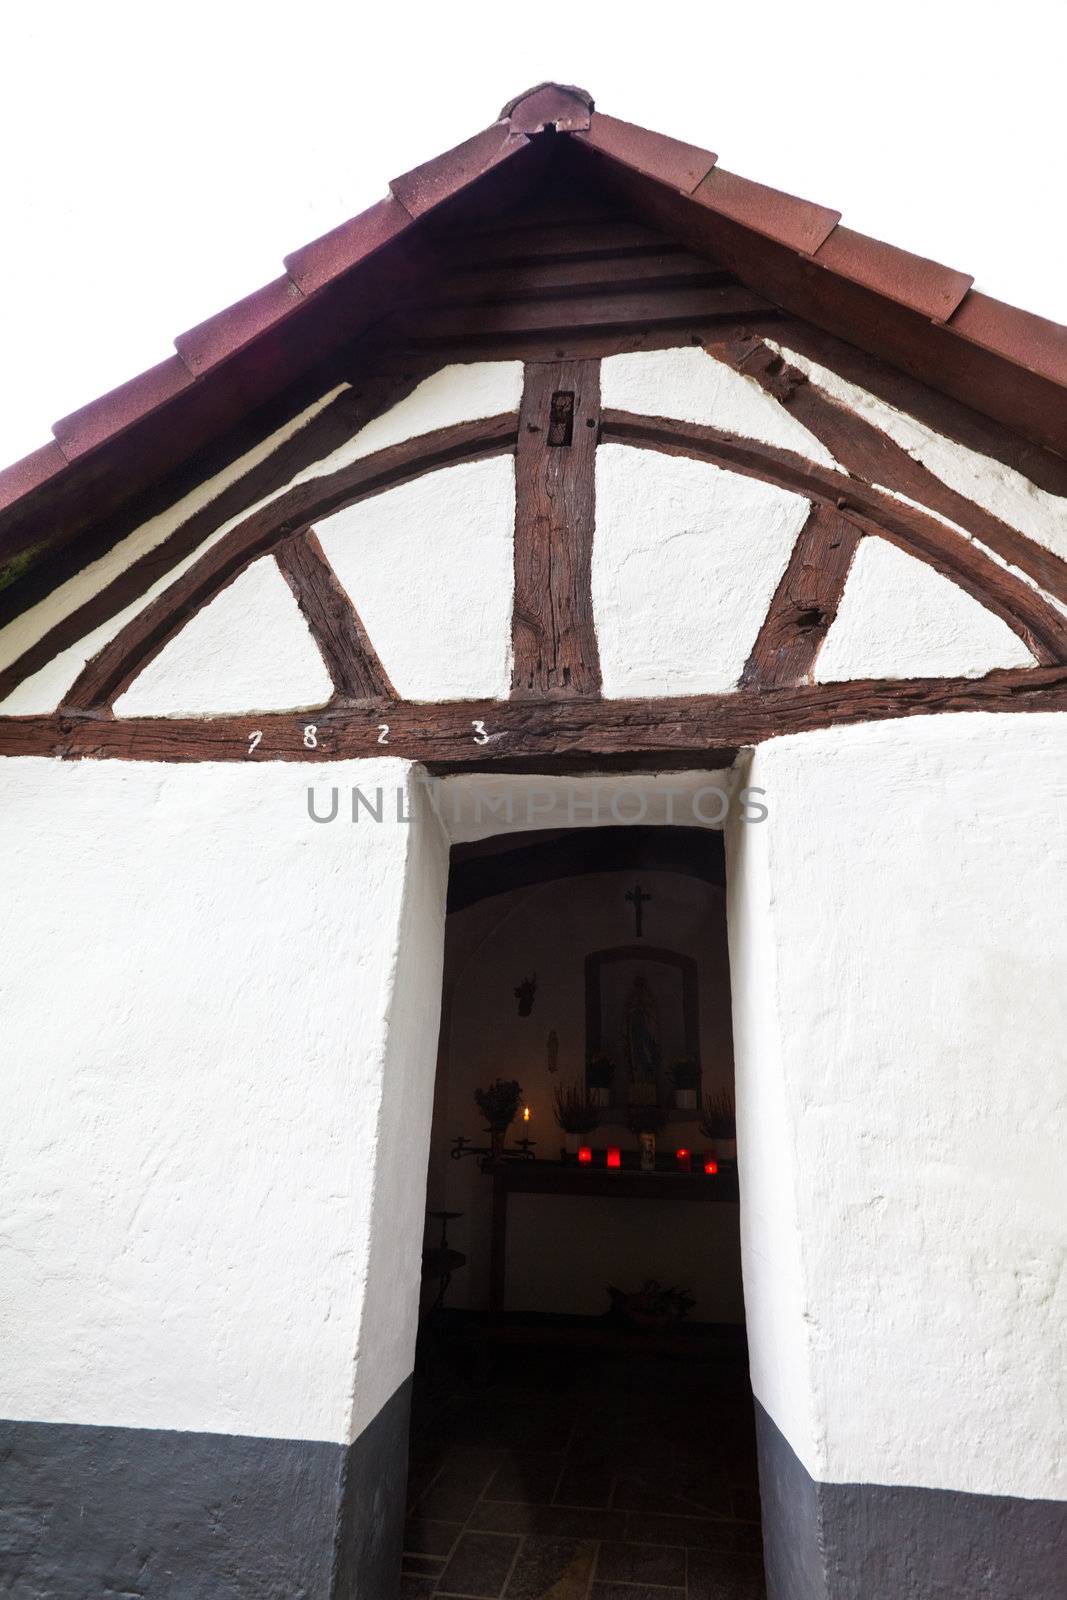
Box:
706, 336, 1067, 607
61, 413, 518, 713
0, 374, 427, 705
275, 531, 396, 702
5, 667, 1066, 766
600, 411, 1067, 667
511, 359, 602, 697
742, 504, 861, 688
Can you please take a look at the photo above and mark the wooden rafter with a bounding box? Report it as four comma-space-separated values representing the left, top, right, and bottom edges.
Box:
4, 667, 1066, 768
511, 359, 602, 697
742, 505, 861, 688
275, 530, 395, 702
600, 412, 1067, 666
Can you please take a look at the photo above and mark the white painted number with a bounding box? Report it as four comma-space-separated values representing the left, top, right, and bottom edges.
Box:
472, 720, 490, 745
303, 724, 318, 749
378, 724, 390, 745
247, 731, 263, 756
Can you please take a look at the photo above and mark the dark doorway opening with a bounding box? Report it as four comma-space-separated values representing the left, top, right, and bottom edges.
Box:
402, 827, 765, 1599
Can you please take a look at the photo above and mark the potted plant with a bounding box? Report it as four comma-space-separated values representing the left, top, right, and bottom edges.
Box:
586, 1051, 614, 1107
671, 1056, 700, 1110
474, 1078, 523, 1161
553, 1081, 601, 1155
700, 1086, 737, 1162
607, 1279, 696, 1331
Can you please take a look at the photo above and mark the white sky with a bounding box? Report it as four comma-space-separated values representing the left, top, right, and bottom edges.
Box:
1, 0, 1064, 467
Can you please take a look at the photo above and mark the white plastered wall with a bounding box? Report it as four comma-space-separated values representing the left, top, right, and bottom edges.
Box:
816, 535, 1034, 681
0, 756, 448, 1446
593, 446, 808, 696
727, 714, 1067, 1501
113, 556, 334, 716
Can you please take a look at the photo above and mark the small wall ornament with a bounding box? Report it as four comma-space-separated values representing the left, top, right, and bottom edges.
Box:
514, 973, 537, 1016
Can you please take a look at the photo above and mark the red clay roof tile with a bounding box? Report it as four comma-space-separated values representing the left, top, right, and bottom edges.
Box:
390, 122, 528, 219
691, 167, 839, 255
284, 196, 412, 295
573, 112, 717, 193
501, 83, 593, 133
815, 226, 972, 321
948, 290, 1067, 387
0, 442, 68, 516
51, 355, 194, 461
175, 275, 304, 377
1, 83, 1065, 564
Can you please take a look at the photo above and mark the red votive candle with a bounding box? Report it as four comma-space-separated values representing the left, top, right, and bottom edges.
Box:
704, 1159, 719, 1176
578, 1146, 593, 1165
676, 1148, 692, 1172
607, 1147, 621, 1169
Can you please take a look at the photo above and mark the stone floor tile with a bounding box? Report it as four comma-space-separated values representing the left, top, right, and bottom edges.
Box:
590, 1584, 685, 1600
484, 1453, 565, 1504
470, 1498, 628, 1541
399, 1576, 438, 1598
436, 1531, 522, 1598
412, 1453, 502, 1521
553, 1456, 616, 1508
687, 1548, 767, 1599
503, 1536, 597, 1598
594, 1539, 687, 1586
402, 1552, 446, 1577
625, 1510, 766, 1553
403, 1519, 464, 1558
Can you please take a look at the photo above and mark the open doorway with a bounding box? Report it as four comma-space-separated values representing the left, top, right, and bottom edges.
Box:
400, 824, 764, 1599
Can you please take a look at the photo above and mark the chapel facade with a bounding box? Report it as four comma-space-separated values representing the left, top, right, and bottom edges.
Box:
1, 84, 1064, 1600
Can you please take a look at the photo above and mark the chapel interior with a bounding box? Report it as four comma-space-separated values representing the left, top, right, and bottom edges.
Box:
403, 826, 765, 1600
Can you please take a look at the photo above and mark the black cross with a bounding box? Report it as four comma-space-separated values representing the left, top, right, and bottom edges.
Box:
626, 882, 652, 938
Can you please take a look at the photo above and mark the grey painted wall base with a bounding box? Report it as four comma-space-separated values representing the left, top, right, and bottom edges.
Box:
755, 1402, 1067, 1600
0, 1377, 412, 1599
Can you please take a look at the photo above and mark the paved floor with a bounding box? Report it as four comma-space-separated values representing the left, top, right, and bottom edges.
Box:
401, 1323, 766, 1599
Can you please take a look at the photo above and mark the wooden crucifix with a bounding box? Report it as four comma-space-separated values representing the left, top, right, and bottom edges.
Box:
625, 882, 652, 938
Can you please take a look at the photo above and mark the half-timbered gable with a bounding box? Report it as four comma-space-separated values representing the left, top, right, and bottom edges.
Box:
2, 84, 1064, 1600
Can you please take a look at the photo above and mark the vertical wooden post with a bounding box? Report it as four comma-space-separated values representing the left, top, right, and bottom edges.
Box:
511, 359, 602, 697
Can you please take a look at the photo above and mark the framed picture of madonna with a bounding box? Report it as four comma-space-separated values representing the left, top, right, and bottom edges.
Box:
584, 946, 701, 1116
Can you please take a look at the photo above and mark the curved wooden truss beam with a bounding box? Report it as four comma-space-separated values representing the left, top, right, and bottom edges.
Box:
600, 411, 1067, 666
6, 345, 1067, 744
3, 667, 1066, 768
0, 374, 428, 706
61, 413, 518, 712
705, 335, 1067, 607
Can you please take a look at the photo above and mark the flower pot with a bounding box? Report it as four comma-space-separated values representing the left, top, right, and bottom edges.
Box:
674, 1089, 697, 1110
588, 1086, 609, 1108
489, 1127, 507, 1162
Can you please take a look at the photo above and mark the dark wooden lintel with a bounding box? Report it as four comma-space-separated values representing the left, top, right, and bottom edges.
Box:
4, 667, 1065, 767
